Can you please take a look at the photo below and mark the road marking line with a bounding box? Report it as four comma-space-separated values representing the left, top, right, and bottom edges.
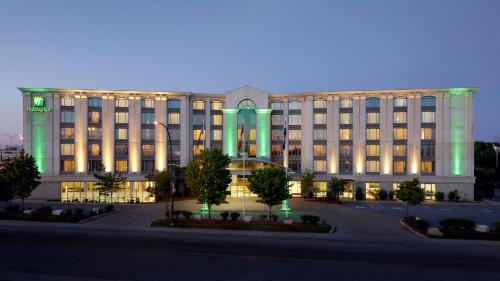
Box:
480, 209, 493, 212
392, 207, 403, 210
440, 208, 451, 211
354, 206, 365, 209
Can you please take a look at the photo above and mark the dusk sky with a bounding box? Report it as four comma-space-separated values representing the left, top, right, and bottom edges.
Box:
1, 0, 499, 145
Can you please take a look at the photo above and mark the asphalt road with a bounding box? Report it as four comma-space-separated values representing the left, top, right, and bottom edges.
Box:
0, 224, 500, 281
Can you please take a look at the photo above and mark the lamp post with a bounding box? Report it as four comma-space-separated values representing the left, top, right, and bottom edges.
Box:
493, 144, 499, 172
154, 121, 175, 224
2, 133, 21, 146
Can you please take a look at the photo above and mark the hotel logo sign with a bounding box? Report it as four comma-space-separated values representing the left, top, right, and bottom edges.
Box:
27, 96, 51, 112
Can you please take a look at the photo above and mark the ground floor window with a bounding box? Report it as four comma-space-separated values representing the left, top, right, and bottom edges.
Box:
365, 182, 381, 199
421, 183, 435, 200
314, 181, 327, 197
289, 181, 301, 197
60, 181, 155, 203
341, 182, 354, 199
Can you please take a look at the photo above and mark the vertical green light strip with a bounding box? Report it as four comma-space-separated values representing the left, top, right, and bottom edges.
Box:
32, 112, 47, 174
222, 109, 238, 157
256, 109, 272, 158
449, 89, 468, 176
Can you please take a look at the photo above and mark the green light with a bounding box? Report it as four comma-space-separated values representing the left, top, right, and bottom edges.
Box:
255, 109, 272, 158
32, 112, 47, 174
449, 89, 469, 176
33, 96, 45, 107
222, 109, 238, 157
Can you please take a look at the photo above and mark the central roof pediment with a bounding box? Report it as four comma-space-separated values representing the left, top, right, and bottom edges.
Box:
225, 85, 269, 109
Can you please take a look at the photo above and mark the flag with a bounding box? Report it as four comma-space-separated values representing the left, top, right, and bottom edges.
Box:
282, 121, 287, 150
238, 123, 245, 152
197, 120, 205, 143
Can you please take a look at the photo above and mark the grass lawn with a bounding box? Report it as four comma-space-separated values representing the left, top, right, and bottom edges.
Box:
151, 219, 332, 233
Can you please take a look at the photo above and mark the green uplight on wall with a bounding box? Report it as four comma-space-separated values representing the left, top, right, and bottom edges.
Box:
449, 89, 469, 176
32, 113, 47, 174
222, 109, 238, 157
255, 109, 272, 158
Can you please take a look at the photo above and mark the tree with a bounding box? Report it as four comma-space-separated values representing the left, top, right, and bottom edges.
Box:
248, 167, 291, 223
185, 149, 232, 219
394, 178, 424, 217
93, 166, 127, 203
1, 150, 41, 209
145, 169, 171, 202
300, 170, 316, 198
329, 177, 348, 201
0, 172, 13, 202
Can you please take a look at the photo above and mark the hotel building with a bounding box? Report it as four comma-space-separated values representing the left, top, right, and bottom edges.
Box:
21, 85, 477, 202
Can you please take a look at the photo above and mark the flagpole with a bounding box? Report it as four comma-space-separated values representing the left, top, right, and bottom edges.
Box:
281, 116, 290, 218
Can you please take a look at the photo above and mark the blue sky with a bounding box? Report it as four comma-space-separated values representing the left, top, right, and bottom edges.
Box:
0, 0, 499, 145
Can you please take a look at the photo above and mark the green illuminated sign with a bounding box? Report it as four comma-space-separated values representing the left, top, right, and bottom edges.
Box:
33, 96, 45, 107
26, 96, 51, 112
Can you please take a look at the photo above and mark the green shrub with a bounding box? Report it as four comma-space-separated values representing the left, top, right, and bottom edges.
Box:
173, 210, 182, 219
300, 214, 321, 224
105, 204, 114, 212
220, 211, 229, 220
36, 205, 53, 216
230, 212, 240, 221
448, 190, 460, 202
271, 214, 279, 222
439, 218, 475, 231
388, 190, 394, 200
409, 219, 429, 232
74, 208, 84, 216
259, 214, 267, 221
492, 221, 500, 231
5, 204, 21, 214
181, 210, 192, 219
379, 189, 388, 200
355, 187, 364, 200
150, 219, 168, 227
434, 192, 444, 201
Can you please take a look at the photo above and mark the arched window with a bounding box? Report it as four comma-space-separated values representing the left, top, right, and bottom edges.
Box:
421, 96, 436, 107
238, 99, 256, 109
340, 98, 352, 108
211, 101, 223, 110
366, 97, 380, 108
393, 97, 407, 107
237, 99, 257, 157
271, 101, 283, 110
288, 100, 301, 110
167, 99, 181, 109
314, 99, 327, 109
61, 96, 74, 106
192, 100, 205, 110
88, 97, 102, 107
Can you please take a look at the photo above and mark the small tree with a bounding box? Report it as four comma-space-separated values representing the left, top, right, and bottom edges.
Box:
185, 149, 232, 219
0, 173, 13, 202
1, 150, 41, 209
329, 177, 348, 201
93, 166, 127, 203
300, 170, 316, 198
394, 178, 424, 217
248, 167, 291, 223
145, 169, 171, 202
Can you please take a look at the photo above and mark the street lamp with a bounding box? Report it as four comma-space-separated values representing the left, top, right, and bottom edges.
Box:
2, 133, 22, 146
154, 121, 175, 224
493, 143, 499, 172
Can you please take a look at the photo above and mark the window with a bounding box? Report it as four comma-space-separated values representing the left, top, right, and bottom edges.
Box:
314, 160, 327, 172
288, 114, 301, 126
314, 99, 327, 109
115, 144, 128, 156
421, 183, 436, 200
142, 160, 155, 172
141, 112, 155, 124
212, 115, 222, 126
167, 99, 181, 109
313, 144, 326, 157
168, 112, 180, 124
366, 112, 379, 124
393, 97, 407, 107
313, 129, 326, 140
115, 112, 128, 123
340, 144, 352, 157
142, 99, 154, 108
192, 100, 205, 110
61, 96, 74, 106
393, 128, 407, 140
141, 128, 155, 140
88, 111, 101, 123
271, 130, 283, 141
61, 111, 74, 123
272, 115, 284, 126
340, 112, 352, 124
193, 129, 205, 140
366, 145, 380, 156
61, 144, 74, 156
366, 183, 381, 199
314, 113, 326, 124
366, 97, 380, 108
340, 98, 352, 108
366, 161, 379, 173
61, 128, 74, 139
393, 161, 406, 173
115, 98, 128, 108
393, 145, 407, 156
142, 144, 155, 157
421, 144, 435, 158
289, 144, 301, 156
340, 160, 352, 174
88, 97, 102, 107
271, 145, 282, 156
61, 160, 75, 172
115, 128, 128, 140
88, 127, 102, 139
288, 130, 301, 140
192, 115, 205, 126
169, 128, 180, 140
421, 111, 435, 123
366, 128, 380, 140
115, 160, 128, 172
212, 129, 222, 141
421, 161, 435, 174
289, 160, 301, 172
288, 101, 301, 110
421, 128, 434, 140
421, 96, 436, 107
393, 112, 407, 123
88, 160, 102, 172
88, 144, 101, 156
271, 101, 284, 110
340, 129, 352, 140
208, 101, 221, 110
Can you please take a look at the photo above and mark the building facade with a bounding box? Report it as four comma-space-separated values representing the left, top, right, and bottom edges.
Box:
21, 85, 477, 202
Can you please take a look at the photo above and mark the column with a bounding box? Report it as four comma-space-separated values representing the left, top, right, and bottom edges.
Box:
327, 96, 338, 174
435, 92, 444, 176
465, 92, 474, 177
353, 96, 366, 175
53, 93, 61, 174
442, 93, 451, 176
380, 95, 393, 175
180, 96, 190, 166
222, 109, 238, 157
256, 108, 272, 158
407, 94, 419, 175
414, 95, 422, 175
204, 98, 211, 149
449, 90, 467, 176
301, 96, 313, 172
283, 99, 289, 168
155, 97, 167, 171
128, 96, 141, 173
102, 95, 115, 172
75, 94, 88, 174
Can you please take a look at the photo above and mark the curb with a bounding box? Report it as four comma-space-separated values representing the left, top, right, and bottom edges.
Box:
328, 224, 336, 234
399, 220, 428, 239
78, 210, 119, 224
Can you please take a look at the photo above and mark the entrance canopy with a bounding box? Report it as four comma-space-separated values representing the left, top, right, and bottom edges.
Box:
228, 157, 293, 175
